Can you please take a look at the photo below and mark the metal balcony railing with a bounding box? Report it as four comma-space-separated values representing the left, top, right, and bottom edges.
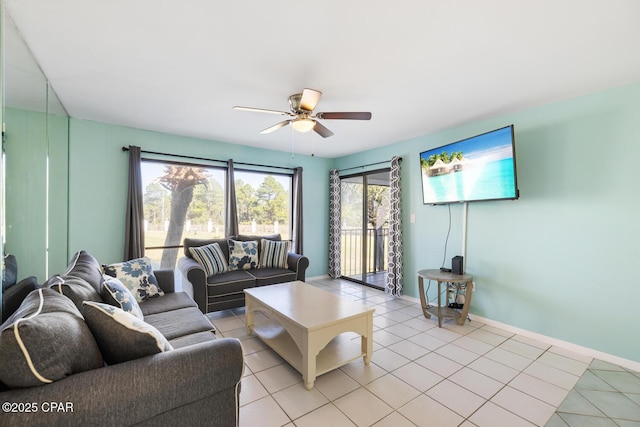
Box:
340, 227, 389, 277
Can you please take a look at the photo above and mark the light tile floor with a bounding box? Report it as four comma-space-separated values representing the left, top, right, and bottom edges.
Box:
207, 278, 640, 427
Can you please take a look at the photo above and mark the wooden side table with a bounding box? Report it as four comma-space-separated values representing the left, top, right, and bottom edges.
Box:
418, 269, 473, 327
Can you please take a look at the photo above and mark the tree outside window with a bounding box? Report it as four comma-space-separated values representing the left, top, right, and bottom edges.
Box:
141, 162, 292, 270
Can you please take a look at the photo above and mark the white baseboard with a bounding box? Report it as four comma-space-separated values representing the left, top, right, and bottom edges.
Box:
307, 274, 330, 281
399, 294, 640, 372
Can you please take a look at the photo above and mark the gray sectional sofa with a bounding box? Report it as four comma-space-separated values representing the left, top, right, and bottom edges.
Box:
0, 251, 244, 427
178, 234, 309, 313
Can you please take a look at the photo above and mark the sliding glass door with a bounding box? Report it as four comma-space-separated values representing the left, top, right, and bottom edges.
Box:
340, 169, 390, 288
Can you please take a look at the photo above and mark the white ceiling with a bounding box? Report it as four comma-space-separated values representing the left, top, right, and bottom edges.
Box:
4, 0, 640, 157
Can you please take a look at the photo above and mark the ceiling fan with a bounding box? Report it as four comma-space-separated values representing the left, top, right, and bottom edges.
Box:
233, 88, 372, 138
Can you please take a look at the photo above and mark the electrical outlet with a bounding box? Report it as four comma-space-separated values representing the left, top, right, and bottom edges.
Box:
410, 213, 416, 223
472, 281, 476, 291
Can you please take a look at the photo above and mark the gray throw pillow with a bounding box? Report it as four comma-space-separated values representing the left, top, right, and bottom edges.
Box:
46, 274, 103, 311
0, 288, 104, 388
65, 250, 104, 294
82, 301, 173, 365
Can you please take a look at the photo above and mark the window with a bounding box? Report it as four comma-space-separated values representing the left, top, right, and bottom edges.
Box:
141, 161, 292, 270
142, 161, 226, 269
234, 170, 292, 240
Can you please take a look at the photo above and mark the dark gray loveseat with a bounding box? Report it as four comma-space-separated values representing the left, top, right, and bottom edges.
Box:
0, 251, 244, 427
178, 234, 309, 313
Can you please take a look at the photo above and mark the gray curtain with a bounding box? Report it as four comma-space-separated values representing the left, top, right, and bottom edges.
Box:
225, 159, 239, 237
124, 145, 145, 261
385, 156, 403, 297
292, 167, 303, 254
328, 169, 341, 278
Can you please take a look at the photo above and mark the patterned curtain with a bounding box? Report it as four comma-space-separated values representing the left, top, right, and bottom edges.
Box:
225, 159, 239, 237
123, 145, 145, 260
292, 167, 303, 254
385, 156, 403, 297
328, 169, 341, 278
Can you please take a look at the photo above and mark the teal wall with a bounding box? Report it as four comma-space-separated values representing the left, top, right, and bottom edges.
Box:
67, 119, 332, 277
7, 79, 639, 363
335, 81, 640, 362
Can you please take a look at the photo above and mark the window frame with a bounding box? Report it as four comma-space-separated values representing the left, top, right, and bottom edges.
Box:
140, 158, 295, 259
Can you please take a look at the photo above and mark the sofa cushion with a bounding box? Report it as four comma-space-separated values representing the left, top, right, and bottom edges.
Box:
0, 288, 104, 388
169, 331, 217, 349
65, 250, 104, 294
249, 268, 297, 287
183, 237, 229, 260
46, 274, 104, 311
140, 291, 198, 316
206, 269, 255, 291
189, 242, 229, 276
236, 234, 281, 258
103, 257, 164, 303
228, 239, 259, 271
259, 239, 291, 269
101, 275, 144, 320
82, 301, 173, 365
235, 233, 281, 242
143, 307, 215, 340
2, 276, 39, 322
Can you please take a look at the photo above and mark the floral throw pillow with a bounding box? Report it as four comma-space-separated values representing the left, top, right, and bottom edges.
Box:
103, 257, 164, 303
101, 275, 144, 320
227, 239, 258, 271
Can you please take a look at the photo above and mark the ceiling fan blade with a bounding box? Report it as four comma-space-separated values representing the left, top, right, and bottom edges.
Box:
316, 112, 372, 120
313, 121, 334, 138
299, 88, 322, 112
260, 120, 291, 134
234, 106, 292, 116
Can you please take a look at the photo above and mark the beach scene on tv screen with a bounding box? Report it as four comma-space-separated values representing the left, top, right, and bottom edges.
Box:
420, 127, 516, 204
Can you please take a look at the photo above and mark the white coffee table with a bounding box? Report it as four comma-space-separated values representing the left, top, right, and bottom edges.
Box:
244, 281, 375, 390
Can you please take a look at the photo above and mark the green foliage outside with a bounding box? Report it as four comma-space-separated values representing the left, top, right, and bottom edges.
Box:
420, 150, 464, 171
143, 166, 291, 268
144, 173, 289, 233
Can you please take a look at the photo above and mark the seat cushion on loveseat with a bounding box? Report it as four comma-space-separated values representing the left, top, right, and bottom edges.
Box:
207, 269, 255, 292
144, 307, 214, 340
250, 268, 297, 287
169, 331, 217, 349
184, 237, 230, 259
140, 292, 198, 316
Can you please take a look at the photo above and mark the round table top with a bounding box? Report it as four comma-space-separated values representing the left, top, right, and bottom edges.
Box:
418, 269, 473, 282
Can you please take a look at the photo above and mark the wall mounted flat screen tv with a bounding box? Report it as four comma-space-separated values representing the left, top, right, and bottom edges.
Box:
420, 125, 519, 205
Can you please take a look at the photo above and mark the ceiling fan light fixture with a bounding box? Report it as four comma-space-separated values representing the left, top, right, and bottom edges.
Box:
291, 118, 315, 133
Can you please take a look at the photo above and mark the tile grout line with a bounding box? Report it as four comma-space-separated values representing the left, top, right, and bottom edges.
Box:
215, 279, 638, 427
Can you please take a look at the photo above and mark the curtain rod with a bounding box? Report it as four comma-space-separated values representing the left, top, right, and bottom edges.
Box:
121, 146, 295, 171
338, 157, 402, 173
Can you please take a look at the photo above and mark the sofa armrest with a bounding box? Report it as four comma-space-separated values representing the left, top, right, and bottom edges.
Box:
0, 338, 244, 427
287, 253, 310, 282
153, 269, 175, 294
177, 256, 207, 313
2, 276, 39, 322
